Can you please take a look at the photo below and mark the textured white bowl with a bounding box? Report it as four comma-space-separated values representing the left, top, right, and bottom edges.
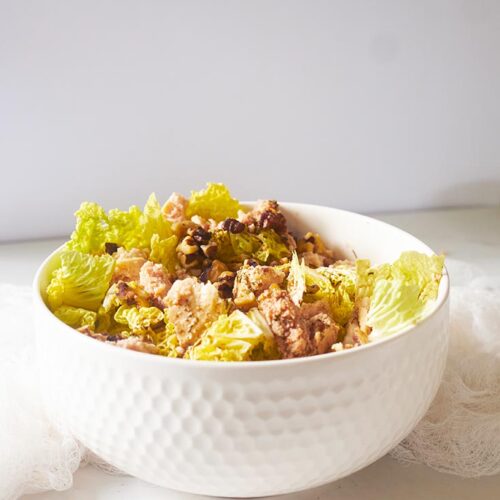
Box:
34, 203, 449, 498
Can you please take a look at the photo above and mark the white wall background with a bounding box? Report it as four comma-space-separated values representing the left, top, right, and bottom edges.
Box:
1, 0, 500, 241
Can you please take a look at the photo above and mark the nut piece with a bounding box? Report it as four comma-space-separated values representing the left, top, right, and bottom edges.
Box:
200, 242, 218, 259
190, 226, 212, 245
177, 236, 199, 256
207, 260, 229, 282
214, 271, 236, 299
221, 218, 245, 234
297, 232, 336, 268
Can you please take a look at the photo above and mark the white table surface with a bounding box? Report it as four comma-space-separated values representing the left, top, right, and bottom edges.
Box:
2, 206, 499, 500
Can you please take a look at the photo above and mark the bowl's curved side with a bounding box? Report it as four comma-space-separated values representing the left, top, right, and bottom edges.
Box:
35, 295, 449, 497
34, 203, 450, 497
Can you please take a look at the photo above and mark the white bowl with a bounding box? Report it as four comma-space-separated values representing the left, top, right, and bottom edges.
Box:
34, 203, 449, 498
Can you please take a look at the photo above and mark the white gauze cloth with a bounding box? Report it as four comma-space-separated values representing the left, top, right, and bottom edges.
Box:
1, 259, 500, 498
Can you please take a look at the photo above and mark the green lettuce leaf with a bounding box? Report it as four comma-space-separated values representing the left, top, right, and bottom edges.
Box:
66, 194, 172, 255
154, 322, 181, 358
67, 202, 109, 254
53, 305, 97, 329
114, 305, 164, 335
214, 229, 290, 265
246, 308, 280, 360
213, 230, 257, 263
364, 251, 445, 336
139, 193, 173, 247
390, 251, 445, 302
254, 230, 291, 263
186, 183, 240, 222
149, 234, 178, 273
106, 205, 143, 249
316, 263, 357, 326
47, 251, 115, 311
287, 252, 355, 326
185, 309, 278, 361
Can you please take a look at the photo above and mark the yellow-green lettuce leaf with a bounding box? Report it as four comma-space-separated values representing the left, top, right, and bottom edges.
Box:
186, 183, 240, 222
185, 309, 278, 361
47, 250, 115, 311
364, 251, 445, 336
149, 234, 178, 273
53, 305, 97, 329
114, 305, 164, 335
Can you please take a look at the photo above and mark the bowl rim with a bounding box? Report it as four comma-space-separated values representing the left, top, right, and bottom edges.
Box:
33, 201, 450, 370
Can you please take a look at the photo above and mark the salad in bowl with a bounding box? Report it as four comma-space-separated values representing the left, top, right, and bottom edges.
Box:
45, 183, 444, 362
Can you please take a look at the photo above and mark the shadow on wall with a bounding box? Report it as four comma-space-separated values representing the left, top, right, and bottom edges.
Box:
434, 179, 500, 209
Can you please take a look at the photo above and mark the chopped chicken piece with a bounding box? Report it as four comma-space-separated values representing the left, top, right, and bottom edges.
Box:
162, 192, 188, 222
165, 277, 226, 349
233, 265, 285, 310
112, 248, 148, 283
116, 336, 159, 354
258, 287, 314, 359
301, 301, 339, 354
139, 261, 172, 306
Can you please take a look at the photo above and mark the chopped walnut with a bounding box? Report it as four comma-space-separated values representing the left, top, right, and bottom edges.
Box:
297, 232, 336, 268
221, 218, 245, 233
213, 271, 236, 299
200, 260, 229, 283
